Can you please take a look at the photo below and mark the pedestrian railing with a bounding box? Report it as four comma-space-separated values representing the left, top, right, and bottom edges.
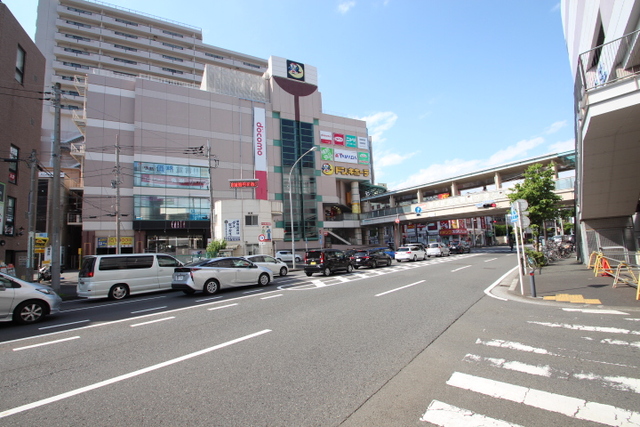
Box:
588, 251, 640, 300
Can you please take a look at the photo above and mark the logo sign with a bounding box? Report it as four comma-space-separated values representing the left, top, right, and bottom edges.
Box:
333, 133, 345, 146
320, 130, 332, 144
358, 152, 370, 164
286, 60, 305, 81
415, 206, 422, 214
253, 107, 268, 200
321, 147, 333, 161
345, 135, 357, 147
334, 166, 369, 177
321, 163, 334, 175
35, 237, 49, 247
333, 148, 358, 164
357, 136, 368, 149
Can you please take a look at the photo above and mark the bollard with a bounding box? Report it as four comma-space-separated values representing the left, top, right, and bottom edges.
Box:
529, 269, 537, 298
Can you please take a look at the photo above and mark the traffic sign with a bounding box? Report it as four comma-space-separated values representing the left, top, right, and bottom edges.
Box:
34, 237, 49, 247
258, 234, 266, 242
415, 206, 422, 215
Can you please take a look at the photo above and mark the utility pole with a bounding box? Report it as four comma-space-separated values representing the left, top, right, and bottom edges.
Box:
51, 83, 61, 292
26, 150, 37, 281
114, 135, 121, 254
206, 140, 219, 245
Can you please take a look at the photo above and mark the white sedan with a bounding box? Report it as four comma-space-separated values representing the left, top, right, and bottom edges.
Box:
427, 242, 451, 257
172, 257, 273, 295
242, 254, 288, 277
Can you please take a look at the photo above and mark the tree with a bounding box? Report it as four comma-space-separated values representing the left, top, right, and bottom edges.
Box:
206, 239, 227, 257
508, 163, 562, 247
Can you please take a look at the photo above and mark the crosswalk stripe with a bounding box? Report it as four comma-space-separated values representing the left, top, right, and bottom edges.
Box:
420, 399, 523, 426
446, 372, 640, 426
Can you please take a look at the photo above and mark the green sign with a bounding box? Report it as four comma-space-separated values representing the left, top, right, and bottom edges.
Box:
321, 147, 334, 161
345, 135, 357, 148
358, 152, 370, 164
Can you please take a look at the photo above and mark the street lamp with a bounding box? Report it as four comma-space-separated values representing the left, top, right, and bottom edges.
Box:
289, 146, 317, 270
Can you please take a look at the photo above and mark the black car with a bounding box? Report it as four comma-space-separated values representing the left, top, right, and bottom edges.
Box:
449, 241, 471, 254
304, 249, 354, 277
352, 248, 393, 269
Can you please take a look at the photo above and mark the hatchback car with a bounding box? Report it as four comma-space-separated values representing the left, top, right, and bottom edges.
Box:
172, 257, 273, 295
427, 242, 451, 257
352, 248, 393, 269
449, 241, 470, 254
241, 254, 288, 277
0, 272, 62, 324
304, 249, 353, 276
394, 245, 427, 262
275, 250, 302, 263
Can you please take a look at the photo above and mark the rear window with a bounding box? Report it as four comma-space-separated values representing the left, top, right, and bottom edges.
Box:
79, 257, 96, 278
354, 251, 368, 257
429, 243, 439, 248
306, 251, 323, 258
397, 247, 410, 252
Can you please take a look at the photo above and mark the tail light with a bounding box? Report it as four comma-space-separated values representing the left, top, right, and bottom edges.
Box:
320, 252, 325, 263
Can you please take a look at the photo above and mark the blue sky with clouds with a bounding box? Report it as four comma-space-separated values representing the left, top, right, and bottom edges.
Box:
5, 0, 575, 190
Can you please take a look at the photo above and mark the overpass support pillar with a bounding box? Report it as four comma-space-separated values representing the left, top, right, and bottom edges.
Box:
494, 172, 502, 189
450, 181, 459, 196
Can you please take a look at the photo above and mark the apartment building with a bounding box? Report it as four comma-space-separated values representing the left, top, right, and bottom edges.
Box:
561, 0, 640, 262
0, 2, 46, 279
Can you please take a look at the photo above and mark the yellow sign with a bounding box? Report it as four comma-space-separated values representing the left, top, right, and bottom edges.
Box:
107, 237, 134, 247
34, 238, 49, 247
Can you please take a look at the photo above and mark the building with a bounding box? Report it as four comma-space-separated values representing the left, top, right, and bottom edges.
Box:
0, 2, 46, 279
561, 0, 640, 262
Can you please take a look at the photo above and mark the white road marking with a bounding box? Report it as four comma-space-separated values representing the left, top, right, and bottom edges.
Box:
476, 338, 556, 355
62, 295, 167, 312
131, 306, 167, 314
261, 294, 283, 300
375, 280, 425, 297
529, 321, 640, 335
447, 372, 640, 426
451, 265, 471, 272
39, 320, 90, 330
13, 336, 80, 352
563, 308, 629, 315
0, 330, 271, 419
130, 317, 174, 327
484, 258, 498, 262
207, 303, 238, 311
195, 296, 223, 302
243, 289, 264, 294
484, 266, 519, 301
464, 354, 552, 377
600, 338, 640, 349
421, 399, 523, 426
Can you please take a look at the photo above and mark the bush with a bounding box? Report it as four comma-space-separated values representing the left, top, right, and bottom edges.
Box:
525, 249, 546, 267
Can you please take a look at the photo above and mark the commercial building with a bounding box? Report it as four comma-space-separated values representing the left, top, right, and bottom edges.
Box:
561, 0, 640, 262
0, 2, 46, 279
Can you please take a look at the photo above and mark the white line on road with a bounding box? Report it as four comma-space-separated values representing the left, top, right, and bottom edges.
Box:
130, 317, 175, 327
61, 295, 167, 312
484, 258, 498, 262
243, 289, 265, 294
13, 336, 80, 352
196, 296, 223, 302
446, 372, 640, 426
529, 321, 640, 335
207, 303, 238, 311
131, 306, 167, 314
261, 294, 283, 300
39, 320, 90, 330
451, 265, 471, 272
0, 330, 271, 420
563, 308, 629, 315
375, 280, 425, 297
483, 265, 519, 301
420, 399, 523, 426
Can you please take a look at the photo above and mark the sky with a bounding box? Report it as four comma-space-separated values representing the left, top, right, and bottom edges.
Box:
4, 0, 576, 191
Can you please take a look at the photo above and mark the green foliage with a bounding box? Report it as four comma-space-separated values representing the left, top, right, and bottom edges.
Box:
206, 239, 227, 257
525, 248, 546, 268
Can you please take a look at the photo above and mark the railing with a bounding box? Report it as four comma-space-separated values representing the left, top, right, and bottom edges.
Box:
578, 29, 640, 92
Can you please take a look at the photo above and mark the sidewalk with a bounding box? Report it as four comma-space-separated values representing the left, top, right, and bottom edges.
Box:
494, 256, 640, 310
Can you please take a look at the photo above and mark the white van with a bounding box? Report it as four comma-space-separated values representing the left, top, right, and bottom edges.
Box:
77, 253, 183, 300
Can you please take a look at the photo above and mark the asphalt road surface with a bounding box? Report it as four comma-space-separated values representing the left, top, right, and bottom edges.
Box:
1, 251, 638, 426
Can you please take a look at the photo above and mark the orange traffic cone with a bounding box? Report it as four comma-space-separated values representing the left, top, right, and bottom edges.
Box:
600, 258, 613, 276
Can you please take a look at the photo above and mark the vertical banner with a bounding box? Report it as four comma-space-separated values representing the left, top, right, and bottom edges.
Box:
253, 107, 268, 200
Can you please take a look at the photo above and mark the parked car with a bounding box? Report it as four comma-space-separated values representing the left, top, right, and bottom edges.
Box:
0, 272, 62, 324
304, 249, 353, 276
77, 253, 183, 300
172, 257, 272, 295
449, 241, 471, 254
242, 254, 288, 277
275, 250, 302, 263
395, 244, 427, 262
352, 248, 393, 269
427, 242, 451, 257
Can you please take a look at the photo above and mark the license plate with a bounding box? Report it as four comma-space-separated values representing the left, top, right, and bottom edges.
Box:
175, 274, 185, 281
310, 261, 316, 265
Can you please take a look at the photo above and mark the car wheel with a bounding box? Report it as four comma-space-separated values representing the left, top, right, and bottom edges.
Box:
203, 279, 220, 295
258, 273, 270, 286
305, 272, 313, 277
295, 256, 302, 262
423, 254, 427, 260
323, 267, 332, 276
279, 267, 288, 277
372, 260, 377, 269
354, 265, 359, 269
413, 255, 417, 262
13, 300, 47, 324
182, 289, 195, 295
108, 284, 129, 300
346, 264, 353, 273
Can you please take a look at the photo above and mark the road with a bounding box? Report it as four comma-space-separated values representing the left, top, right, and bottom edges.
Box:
1, 250, 638, 426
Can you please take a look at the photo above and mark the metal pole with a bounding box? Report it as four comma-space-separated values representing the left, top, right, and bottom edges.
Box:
115, 135, 121, 254
289, 146, 317, 270
26, 150, 37, 281
50, 83, 61, 292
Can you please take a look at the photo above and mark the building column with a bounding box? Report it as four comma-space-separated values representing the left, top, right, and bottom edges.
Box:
494, 172, 502, 189
451, 181, 459, 197
552, 162, 559, 180
351, 181, 361, 214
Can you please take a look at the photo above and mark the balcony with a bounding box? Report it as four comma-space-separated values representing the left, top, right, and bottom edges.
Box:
67, 212, 82, 225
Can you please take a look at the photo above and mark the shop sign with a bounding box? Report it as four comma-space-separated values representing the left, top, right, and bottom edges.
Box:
224, 219, 241, 241
333, 133, 345, 146
229, 179, 258, 188
286, 60, 305, 81
321, 147, 333, 161
345, 135, 357, 147
439, 229, 467, 236
320, 131, 332, 144
321, 163, 334, 175
357, 136, 368, 149
334, 166, 369, 177
333, 148, 357, 164
358, 152, 370, 164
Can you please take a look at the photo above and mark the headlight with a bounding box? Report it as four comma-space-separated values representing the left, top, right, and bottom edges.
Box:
36, 287, 54, 295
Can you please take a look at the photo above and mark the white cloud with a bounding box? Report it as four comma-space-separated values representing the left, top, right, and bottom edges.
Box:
356, 111, 398, 144
375, 150, 417, 168
548, 138, 575, 152
545, 120, 566, 134
338, 1, 356, 14
486, 137, 545, 165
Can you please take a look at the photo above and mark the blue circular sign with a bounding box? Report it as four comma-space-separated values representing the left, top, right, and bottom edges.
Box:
415, 206, 422, 214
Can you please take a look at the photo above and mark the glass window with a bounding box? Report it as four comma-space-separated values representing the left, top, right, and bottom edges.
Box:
245, 215, 258, 226
3, 197, 15, 235
9, 145, 18, 184
15, 46, 25, 84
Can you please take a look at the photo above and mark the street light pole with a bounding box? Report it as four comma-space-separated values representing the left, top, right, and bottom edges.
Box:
289, 146, 317, 270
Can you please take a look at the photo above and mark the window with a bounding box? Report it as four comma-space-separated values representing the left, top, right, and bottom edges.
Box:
65, 34, 91, 42
134, 195, 210, 221
161, 67, 183, 75
162, 54, 183, 62
9, 145, 18, 184
64, 47, 90, 55
242, 62, 261, 69
245, 215, 258, 226
205, 52, 224, 60
114, 31, 138, 39
115, 18, 138, 26
162, 29, 183, 38
65, 20, 91, 28
67, 7, 92, 15
62, 61, 90, 70
15, 46, 25, 84
4, 196, 15, 235
162, 42, 183, 50
114, 44, 137, 52
113, 57, 138, 65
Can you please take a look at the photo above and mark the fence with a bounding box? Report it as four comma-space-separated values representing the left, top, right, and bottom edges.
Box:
588, 251, 640, 300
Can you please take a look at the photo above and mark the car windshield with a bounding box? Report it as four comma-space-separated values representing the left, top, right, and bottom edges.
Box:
354, 251, 368, 256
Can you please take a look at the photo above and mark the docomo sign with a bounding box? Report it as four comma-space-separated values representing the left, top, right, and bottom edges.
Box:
255, 122, 265, 156
253, 107, 267, 171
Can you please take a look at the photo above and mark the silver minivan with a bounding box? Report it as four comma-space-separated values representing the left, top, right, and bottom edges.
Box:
77, 253, 182, 300
0, 272, 62, 324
